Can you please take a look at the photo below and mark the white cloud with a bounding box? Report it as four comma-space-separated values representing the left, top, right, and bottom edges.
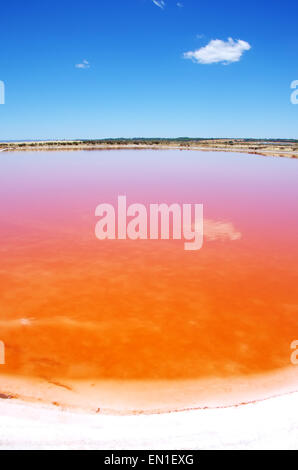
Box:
152, 0, 165, 9
183, 38, 251, 65
177, 2, 183, 6
75, 59, 90, 69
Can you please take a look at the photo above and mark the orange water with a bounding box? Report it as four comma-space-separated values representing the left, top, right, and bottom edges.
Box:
0, 150, 297, 384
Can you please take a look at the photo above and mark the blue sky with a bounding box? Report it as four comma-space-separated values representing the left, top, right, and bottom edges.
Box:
0, 0, 297, 140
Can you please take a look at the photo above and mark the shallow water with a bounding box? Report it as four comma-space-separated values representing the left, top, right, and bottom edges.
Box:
0, 150, 297, 389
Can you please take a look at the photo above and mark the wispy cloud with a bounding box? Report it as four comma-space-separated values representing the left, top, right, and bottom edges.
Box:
176, 2, 183, 6
75, 59, 90, 69
203, 220, 242, 242
152, 0, 165, 9
184, 38, 251, 65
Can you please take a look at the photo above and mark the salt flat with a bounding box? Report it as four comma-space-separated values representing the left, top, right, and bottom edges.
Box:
0, 392, 298, 450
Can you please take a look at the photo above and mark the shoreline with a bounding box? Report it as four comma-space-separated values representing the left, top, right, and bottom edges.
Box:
1, 368, 298, 449
1, 366, 298, 416
0, 142, 298, 159
1, 388, 298, 449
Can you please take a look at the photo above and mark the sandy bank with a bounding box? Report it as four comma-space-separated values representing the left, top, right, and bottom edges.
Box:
0, 143, 297, 159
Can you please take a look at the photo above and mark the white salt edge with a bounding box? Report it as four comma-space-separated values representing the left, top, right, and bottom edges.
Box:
0, 391, 297, 450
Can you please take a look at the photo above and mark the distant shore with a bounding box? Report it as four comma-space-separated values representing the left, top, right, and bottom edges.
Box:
1, 139, 298, 159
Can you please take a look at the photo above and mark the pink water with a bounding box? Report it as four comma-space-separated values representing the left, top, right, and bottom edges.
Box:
0, 150, 297, 390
